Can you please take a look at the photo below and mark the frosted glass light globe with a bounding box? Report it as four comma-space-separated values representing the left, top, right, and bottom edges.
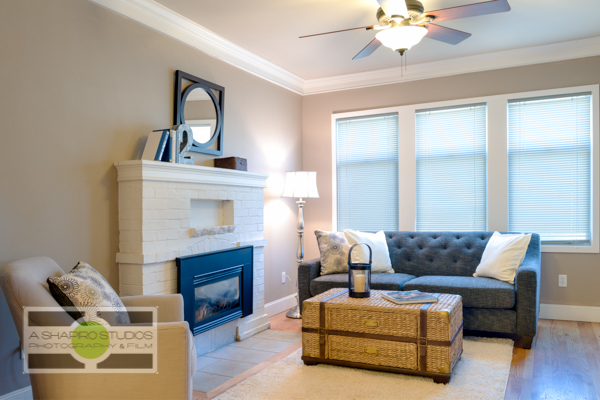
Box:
376, 25, 428, 52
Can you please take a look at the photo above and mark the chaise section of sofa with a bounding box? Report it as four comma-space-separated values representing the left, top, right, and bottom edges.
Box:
298, 231, 541, 349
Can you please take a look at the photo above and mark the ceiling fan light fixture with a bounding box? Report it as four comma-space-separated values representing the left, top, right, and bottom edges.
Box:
380, 0, 409, 20
375, 25, 427, 52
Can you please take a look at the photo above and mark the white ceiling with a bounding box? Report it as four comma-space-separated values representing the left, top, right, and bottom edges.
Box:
155, 0, 600, 80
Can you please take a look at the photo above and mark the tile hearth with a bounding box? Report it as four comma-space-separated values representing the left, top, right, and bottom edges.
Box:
193, 330, 302, 393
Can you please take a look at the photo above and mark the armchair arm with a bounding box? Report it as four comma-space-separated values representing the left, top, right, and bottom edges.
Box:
152, 321, 197, 400
515, 233, 541, 337
29, 321, 197, 400
120, 294, 184, 323
298, 258, 321, 313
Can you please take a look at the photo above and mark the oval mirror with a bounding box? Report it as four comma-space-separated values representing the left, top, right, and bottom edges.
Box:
182, 87, 218, 145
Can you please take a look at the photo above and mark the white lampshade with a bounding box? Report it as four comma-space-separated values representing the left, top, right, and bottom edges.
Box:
282, 171, 319, 199
375, 25, 428, 52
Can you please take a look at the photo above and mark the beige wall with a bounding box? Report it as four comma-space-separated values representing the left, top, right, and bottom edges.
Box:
0, 0, 302, 395
302, 56, 600, 308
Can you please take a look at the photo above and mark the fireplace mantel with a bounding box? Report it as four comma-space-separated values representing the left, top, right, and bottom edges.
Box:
115, 160, 268, 188
114, 160, 270, 343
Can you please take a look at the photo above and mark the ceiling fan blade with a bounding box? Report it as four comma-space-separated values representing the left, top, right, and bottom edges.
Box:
424, 0, 510, 23
425, 24, 472, 45
353, 38, 382, 60
299, 26, 374, 38
377, 0, 409, 18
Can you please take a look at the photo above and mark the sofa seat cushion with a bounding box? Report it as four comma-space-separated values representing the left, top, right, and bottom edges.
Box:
403, 275, 515, 309
310, 273, 416, 297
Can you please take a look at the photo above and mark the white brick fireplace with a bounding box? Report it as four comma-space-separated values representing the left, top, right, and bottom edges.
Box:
114, 160, 270, 345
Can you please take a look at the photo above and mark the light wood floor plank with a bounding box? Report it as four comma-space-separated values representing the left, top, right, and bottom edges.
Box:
578, 322, 600, 398
506, 347, 526, 399
504, 319, 600, 400
269, 311, 302, 333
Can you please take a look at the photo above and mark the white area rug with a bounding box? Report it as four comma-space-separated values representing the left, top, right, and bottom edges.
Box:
215, 337, 513, 400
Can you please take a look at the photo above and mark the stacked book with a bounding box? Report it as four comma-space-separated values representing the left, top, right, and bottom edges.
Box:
141, 129, 171, 162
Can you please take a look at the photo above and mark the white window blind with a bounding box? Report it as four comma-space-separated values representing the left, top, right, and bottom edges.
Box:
416, 104, 487, 231
336, 114, 399, 231
508, 93, 592, 244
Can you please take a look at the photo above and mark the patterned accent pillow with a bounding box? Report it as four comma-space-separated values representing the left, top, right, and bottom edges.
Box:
47, 262, 131, 326
315, 230, 350, 275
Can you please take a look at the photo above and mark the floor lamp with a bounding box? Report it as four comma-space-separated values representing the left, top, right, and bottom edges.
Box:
282, 171, 319, 319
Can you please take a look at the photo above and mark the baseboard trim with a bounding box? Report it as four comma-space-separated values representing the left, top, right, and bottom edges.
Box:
236, 311, 271, 341
540, 303, 600, 323
264, 293, 298, 317
0, 386, 32, 400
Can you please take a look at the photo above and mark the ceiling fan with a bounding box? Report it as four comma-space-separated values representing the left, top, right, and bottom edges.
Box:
300, 0, 511, 60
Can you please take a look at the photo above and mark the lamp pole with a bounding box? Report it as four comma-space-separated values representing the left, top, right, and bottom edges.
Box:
286, 197, 305, 319
281, 171, 318, 320
296, 198, 305, 262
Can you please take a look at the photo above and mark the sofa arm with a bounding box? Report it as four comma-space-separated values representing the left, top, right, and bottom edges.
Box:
120, 294, 184, 323
515, 233, 541, 338
298, 258, 321, 313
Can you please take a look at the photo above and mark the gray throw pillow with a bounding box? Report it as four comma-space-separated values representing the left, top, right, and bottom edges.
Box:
315, 230, 350, 275
47, 262, 131, 326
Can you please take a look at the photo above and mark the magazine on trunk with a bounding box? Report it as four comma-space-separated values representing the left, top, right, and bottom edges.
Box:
382, 290, 438, 305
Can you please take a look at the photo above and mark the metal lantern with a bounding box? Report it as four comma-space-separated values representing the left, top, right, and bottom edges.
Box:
348, 243, 372, 298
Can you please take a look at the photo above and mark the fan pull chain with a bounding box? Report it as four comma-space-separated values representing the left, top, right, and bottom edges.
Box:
401, 54, 404, 77
400, 52, 408, 77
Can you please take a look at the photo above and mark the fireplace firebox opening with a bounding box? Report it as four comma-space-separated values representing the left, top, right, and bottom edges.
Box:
177, 246, 253, 335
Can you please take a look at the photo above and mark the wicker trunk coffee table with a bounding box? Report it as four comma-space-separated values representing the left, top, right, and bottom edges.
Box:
301, 288, 463, 384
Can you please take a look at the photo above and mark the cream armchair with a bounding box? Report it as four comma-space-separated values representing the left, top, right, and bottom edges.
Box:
0, 257, 197, 400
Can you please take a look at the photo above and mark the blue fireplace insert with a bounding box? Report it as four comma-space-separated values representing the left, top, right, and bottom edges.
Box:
177, 246, 253, 335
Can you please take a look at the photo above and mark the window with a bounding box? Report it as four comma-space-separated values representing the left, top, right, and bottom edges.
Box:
336, 114, 399, 231
508, 93, 592, 244
332, 85, 598, 253
416, 104, 487, 231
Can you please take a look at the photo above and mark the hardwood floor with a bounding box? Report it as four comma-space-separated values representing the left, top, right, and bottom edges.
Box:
269, 311, 303, 333
270, 314, 600, 400
506, 319, 600, 400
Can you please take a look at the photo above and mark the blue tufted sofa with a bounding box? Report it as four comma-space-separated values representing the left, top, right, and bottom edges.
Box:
298, 231, 541, 349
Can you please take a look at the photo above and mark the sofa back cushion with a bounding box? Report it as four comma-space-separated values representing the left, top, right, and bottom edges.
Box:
385, 231, 495, 277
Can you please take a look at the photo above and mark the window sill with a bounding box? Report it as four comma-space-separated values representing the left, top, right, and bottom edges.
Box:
541, 244, 599, 254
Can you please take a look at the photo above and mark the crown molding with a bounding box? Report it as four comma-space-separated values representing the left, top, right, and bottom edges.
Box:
90, 0, 600, 96
304, 36, 600, 95
89, 0, 305, 95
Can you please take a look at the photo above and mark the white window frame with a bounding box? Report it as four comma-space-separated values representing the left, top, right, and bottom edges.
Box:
331, 84, 599, 254
331, 111, 400, 233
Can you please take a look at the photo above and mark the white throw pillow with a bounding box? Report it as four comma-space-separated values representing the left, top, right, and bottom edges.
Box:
344, 229, 394, 273
474, 231, 531, 284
